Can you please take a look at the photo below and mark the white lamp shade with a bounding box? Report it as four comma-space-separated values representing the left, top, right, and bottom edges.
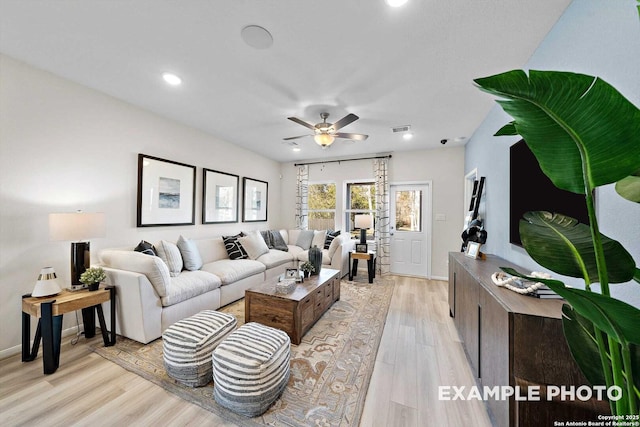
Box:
32, 267, 62, 297
354, 214, 373, 229
49, 212, 105, 241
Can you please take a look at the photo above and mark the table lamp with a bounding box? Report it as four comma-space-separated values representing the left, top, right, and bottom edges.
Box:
32, 266, 62, 297
49, 212, 105, 290
354, 214, 373, 245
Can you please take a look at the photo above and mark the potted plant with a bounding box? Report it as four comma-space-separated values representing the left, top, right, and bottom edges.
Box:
80, 267, 106, 291
475, 69, 640, 415
300, 261, 315, 278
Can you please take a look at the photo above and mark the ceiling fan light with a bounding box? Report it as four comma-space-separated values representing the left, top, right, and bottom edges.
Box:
314, 133, 335, 147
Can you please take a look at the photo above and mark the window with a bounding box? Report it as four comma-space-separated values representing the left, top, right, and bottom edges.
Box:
345, 182, 376, 239
308, 183, 336, 230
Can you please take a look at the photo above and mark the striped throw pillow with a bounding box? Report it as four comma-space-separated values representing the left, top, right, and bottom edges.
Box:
324, 230, 341, 249
223, 234, 248, 260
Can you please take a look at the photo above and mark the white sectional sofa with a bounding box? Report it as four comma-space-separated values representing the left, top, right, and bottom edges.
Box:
99, 229, 354, 344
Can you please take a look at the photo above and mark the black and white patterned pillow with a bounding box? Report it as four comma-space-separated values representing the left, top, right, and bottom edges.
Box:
223, 234, 248, 260
134, 240, 157, 256
324, 230, 341, 249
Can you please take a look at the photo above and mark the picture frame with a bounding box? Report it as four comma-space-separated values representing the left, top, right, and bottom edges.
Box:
355, 243, 368, 253
242, 177, 268, 222
284, 268, 302, 282
465, 241, 482, 259
202, 168, 239, 224
137, 154, 196, 227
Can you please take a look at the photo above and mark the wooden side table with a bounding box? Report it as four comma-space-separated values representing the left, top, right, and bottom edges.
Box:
349, 251, 377, 283
22, 286, 116, 374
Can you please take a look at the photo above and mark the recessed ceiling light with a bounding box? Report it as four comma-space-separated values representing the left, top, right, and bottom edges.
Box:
241, 25, 273, 49
162, 73, 182, 86
403, 133, 413, 140
292, 147, 301, 152
386, 0, 408, 7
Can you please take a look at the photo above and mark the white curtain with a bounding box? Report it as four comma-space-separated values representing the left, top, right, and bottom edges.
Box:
295, 164, 309, 230
374, 158, 390, 276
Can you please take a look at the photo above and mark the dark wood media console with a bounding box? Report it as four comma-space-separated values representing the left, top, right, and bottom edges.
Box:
448, 252, 609, 426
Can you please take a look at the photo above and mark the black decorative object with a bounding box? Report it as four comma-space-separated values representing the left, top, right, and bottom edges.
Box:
461, 177, 487, 252
308, 245, 323, 275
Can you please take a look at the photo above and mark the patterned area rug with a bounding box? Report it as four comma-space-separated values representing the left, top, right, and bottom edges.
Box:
92, 277, 395, 426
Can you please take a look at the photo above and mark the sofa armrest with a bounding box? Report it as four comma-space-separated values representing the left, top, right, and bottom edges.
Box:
102, 267, 163, 344
330, 237, 356, 277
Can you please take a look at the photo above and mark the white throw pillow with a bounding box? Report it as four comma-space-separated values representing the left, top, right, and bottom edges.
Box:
238, 230, 270, 260
156, 240, 183, 277
312, 230, 327, 249
177, 235, 203, 271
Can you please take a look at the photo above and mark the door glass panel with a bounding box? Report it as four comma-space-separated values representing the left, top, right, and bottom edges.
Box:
395, 190, 422, 231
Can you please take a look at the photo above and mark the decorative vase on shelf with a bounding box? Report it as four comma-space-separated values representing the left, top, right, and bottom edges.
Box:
308, 245, 322, 276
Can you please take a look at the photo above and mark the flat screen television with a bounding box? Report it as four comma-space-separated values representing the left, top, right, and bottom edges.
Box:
509, 139, 590, 246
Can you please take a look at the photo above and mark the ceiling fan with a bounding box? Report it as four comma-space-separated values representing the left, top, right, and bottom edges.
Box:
284, 112, 369, 148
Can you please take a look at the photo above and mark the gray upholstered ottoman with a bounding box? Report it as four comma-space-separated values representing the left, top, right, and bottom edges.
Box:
163, 310, 237, 387
212, 322, 291, 417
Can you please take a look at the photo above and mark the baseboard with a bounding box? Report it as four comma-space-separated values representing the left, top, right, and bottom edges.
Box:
0, 325, 83, 360
431, 275, 448, 281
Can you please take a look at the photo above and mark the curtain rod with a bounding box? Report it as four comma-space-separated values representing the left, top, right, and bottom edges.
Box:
294, 154, 392, 167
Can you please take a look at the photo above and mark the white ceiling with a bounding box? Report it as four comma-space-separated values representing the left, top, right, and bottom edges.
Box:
0, 0, 572, 162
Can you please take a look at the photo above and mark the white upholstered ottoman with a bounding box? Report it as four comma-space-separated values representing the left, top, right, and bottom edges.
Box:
163, 310, 237, 387
212, 322, 291, 417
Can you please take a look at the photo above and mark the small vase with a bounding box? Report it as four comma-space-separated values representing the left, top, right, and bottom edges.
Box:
88, 282, 100, 291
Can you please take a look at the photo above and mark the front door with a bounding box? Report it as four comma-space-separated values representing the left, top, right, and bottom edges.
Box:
390, 184, 431, 277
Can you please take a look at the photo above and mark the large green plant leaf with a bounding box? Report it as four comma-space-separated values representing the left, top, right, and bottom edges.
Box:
502, 268, 640, 345
616, 170, 640, 203
474, 70, 640, 194
519, 211, 636, 283
562, 305, 608, 386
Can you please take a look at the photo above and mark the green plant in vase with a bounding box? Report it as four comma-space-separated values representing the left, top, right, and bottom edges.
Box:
80, 266, 106, 291
300, 261, 315, 277
474, 69, 640, 415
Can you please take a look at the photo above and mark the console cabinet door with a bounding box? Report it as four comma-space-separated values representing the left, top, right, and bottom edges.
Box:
457, 264, 480, 377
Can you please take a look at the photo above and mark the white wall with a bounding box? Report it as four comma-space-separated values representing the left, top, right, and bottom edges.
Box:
464, 0, 640, 306
0, 55, 283, 354
280, 146, 465, 279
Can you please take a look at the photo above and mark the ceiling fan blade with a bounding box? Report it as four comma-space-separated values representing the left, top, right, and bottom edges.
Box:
331, 113, 359, 131
334, 132, 369, 141
287, 117, 317, 131
283, 135, 309, 141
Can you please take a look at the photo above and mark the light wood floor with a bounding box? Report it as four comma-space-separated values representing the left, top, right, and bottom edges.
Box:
0, 275, 492, 427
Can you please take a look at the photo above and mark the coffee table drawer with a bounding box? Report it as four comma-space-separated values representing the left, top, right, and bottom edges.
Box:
300, 295, 314, 331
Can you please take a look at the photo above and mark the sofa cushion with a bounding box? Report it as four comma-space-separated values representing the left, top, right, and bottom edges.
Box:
100, 249, 171, 297
201, 259, 265, 285
270, 230, 288, 251
238, 231, 270, 260
257, 249, 294, 269
324, 230, 340, 249
161, 270, 222, 307
177, 235, 203, 271
222, 234, 248, 260
295, 230, 315, 250
156, 240, 184, 277
194, 237, 228, 264
297, 249, 331, 265
286, 245, 305, 259
134, 240, 156, 256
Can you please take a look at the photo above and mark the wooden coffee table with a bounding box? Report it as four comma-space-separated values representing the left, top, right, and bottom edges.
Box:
245, 268, 341, 344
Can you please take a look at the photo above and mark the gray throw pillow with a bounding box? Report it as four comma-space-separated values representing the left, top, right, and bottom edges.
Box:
177, 235, 203, 271
295, 229, 315, 250
260, 230, 274, 249
270, 230, 288, 251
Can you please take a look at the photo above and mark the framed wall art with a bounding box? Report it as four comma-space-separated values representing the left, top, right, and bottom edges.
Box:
242, 177, 268, 222
203, 168, 239, 224
137, 154, 196, 227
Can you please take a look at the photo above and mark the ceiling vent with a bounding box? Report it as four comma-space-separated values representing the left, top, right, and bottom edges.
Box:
391, 125, 411, 133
